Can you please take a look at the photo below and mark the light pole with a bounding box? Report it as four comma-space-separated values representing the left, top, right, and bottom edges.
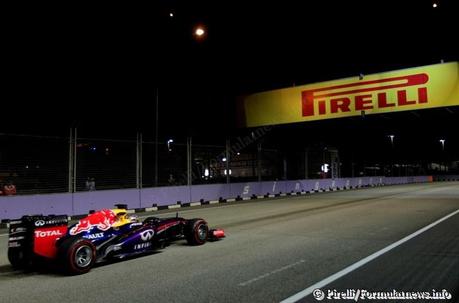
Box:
154, 88, 159, 187
439, 139, 445, 172
389, 135, 395, 148
388, 135, 395, 176
167, 139, 174, 152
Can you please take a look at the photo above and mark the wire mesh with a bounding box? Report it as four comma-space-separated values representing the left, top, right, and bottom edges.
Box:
75, 138, 137, 191
1, 129, 454, 196
0, 134, 68, 194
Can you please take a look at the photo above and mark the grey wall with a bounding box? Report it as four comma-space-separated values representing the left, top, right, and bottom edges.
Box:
0, 176, 435, 220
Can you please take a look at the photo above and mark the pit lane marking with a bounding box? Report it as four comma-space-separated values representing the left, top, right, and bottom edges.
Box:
238, 260, 305, 287
280, 208, 459, 303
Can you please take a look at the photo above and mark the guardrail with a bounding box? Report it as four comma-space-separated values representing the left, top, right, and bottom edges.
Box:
0, 176, 437, 220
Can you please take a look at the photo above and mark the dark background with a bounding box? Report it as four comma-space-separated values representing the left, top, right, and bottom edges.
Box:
3, 1, 458, 134
1, 1, 458, 191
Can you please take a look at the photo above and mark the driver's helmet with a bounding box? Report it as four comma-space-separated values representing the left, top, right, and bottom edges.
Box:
112, 209, 130, 227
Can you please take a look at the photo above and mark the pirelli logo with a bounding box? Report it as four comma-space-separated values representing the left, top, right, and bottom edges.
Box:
301, 74, 429, 117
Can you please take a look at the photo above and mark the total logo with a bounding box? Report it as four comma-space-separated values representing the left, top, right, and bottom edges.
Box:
34, 230, 63, 238
140, 229, 155, 241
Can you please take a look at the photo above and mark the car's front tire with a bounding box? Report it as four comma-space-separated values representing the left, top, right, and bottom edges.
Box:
185, 219, 208, 245
58, 238, 96, 275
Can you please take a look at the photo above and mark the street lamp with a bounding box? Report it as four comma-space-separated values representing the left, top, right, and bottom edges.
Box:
388, 135, 395, 148
388, 135, 395, 176
439, 139, 446, 172
439, 139, 445, 151
194, 26, 206, 39
167, 139, 174, 152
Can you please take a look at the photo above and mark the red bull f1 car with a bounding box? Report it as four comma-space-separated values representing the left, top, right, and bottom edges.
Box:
7, 206, 225, 274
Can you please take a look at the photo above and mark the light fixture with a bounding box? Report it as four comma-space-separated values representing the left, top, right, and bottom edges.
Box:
388, 135, 395, 143
195, 27, 205, 37
167, 139, 174, 151
439, 139, 445, 150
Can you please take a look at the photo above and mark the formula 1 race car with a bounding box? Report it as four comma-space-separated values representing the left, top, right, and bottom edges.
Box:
7, 206, 225, 274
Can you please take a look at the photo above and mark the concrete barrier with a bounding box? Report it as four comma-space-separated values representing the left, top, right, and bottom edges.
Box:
0, 192, 73, 220
0, 175, 437, 220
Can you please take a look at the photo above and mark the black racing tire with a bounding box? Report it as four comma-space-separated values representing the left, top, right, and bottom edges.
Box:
8, 248, 30, 269
58, 237, 96, 275
185, 219, 208, 245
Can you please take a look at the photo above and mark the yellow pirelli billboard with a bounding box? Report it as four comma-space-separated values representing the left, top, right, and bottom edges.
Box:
240, 62, 459, 127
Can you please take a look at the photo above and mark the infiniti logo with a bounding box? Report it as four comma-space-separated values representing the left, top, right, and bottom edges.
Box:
140, 229, 154, 241
35, 220, 45, 227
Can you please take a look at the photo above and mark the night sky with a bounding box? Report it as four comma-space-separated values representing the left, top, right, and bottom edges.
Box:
3, 0, 458, 141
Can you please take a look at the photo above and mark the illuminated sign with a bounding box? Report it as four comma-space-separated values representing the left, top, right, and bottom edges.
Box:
301, 74, 428, 117
240, 62, 459, 127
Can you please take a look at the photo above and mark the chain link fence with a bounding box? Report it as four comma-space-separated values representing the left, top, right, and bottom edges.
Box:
0, 134, 68, 194
1, 128, 456, 195
0, 130, 282, 194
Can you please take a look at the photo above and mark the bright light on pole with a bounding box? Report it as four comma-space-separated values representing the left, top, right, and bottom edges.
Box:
388, 135, 395, 176
167, 139, 174, 151
439, 139, 445, 151
194, 25, 206, 39
195, 28, 205, 36
388, 135, 395, 147
439, 139, 446, 172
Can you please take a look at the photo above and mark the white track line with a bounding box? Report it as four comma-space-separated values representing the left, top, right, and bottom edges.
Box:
239, 260, 306, 287
280, 209, 459, 303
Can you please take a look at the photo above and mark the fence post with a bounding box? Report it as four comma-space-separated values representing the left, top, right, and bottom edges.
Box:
73, 128, 77, 192
304, 148, 309, 179
136, 132, 143, 189
226, 139, 230, 184
154, 88, 159, 187
257, 142, 262, 182
187, 137, 192, 186
68, 128, 74, 193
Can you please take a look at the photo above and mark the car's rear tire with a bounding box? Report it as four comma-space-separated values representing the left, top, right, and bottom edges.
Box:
8, 248, 30, 269
185, 219, 208, 245
58, 238, 96, 275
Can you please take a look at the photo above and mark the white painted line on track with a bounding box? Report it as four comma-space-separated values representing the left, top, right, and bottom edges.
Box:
280, 208, 459, 303
0, 233, 8, 237
239, 260, 306, 287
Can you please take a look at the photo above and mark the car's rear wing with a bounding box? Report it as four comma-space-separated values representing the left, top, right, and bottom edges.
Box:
8, 215, 68, 260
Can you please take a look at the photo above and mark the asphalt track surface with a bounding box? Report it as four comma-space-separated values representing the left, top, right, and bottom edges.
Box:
0, 182, 458, 303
